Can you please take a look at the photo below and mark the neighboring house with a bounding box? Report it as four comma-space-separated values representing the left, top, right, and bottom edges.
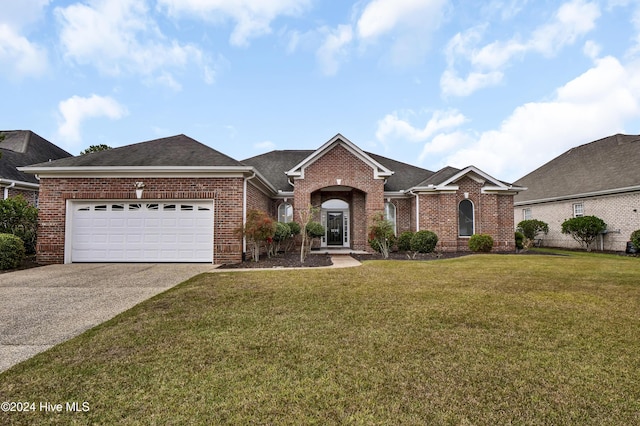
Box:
20, 133, 523, 265
514, 134, 640, 251
0, 130, 72, 203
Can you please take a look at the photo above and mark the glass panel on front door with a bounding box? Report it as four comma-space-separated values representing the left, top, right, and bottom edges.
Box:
327, 212, 344, 245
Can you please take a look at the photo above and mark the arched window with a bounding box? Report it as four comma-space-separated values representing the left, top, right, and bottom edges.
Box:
458, 199, 474, 237
384, 202, 397, 235
278, 202, 293, 223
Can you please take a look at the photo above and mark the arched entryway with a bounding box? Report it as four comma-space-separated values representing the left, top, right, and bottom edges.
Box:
320, 199, 350, 247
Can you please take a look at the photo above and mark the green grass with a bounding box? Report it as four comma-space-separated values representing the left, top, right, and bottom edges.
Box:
2, 254, 640, 425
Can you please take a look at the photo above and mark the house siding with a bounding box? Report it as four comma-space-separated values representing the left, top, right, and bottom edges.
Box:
515, 191, 640, 251
5, 188, 38, 205
36, 177, 245, 264
293, 144, 385, 251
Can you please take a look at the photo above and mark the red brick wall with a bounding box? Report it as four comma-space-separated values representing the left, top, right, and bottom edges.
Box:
292, 144, 385, 251
415, 177, 516, 252
5, 188, 38, 205
36, 177, 245, 264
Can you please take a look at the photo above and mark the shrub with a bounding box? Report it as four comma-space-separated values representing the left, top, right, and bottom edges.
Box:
631, 230, 640, 251
397, 231, 414, 252
516, 219, 549, 248
0, 233, 26, 270
469, 234, 494, 252
287, 221, 301, 236
515, 231, 525, 250
410, 230, 438, 253
368, 213, 396, 258
561, 215, 607, 251
238, 209, 276, 262
305, 221, 325, 239
0, 195, 38, 254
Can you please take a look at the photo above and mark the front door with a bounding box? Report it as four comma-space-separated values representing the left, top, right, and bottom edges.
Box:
327, 211, 344, 245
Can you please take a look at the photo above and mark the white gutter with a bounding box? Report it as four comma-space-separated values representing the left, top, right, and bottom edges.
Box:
515, 185, 640, 206
3, 182, 15, 200
408, 190, 420, 231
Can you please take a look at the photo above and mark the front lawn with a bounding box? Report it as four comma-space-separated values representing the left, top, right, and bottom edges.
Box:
1, 254, 639, 424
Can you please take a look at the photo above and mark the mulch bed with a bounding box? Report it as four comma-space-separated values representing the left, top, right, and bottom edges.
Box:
219, 251, 333, 269
0, 255, 42, 274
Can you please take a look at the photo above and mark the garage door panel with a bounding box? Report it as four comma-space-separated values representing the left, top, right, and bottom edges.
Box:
71, 201, 213, 262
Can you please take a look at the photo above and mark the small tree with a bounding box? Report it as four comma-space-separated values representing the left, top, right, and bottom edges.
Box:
298, 205, 321, 263
80, 144, 113, 155
239, 209, 276, 262
368, 212, 395, 259
516, 219, 549, 248
561, 215, 607, 252
0, 195, 38, 254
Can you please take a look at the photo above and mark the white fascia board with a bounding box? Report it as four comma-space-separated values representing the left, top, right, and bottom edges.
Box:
409, 185, 460, 193
481, 185, 527, 194
383, 191, 409, 198
514, 185, 640, 206
440, 166, 508, 188
286, 134, 394, 180
18, 165, 254, 178
0, 178, 39, 190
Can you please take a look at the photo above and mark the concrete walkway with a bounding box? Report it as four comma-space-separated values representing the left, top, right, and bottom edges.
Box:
0, 263, 216, 373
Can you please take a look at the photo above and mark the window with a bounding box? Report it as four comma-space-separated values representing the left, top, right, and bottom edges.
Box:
458, 199, 474, 237
278, 202, 293, 223
573, 203, 584, 218
384, 202, 397, 235
523, 208, 532, 220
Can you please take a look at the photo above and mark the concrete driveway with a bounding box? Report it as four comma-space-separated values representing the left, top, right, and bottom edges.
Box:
0, 263, 217, 373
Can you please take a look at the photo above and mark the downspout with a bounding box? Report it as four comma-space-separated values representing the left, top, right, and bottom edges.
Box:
243, 172, 257, 256
408, 190, 420, 231
3, 182, 16, 200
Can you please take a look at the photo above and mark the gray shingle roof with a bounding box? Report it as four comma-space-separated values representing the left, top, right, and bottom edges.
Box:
514, 133, 640, 203
0, 130, 72, 183
27, 134, 244, 168
242, 150, 435, 192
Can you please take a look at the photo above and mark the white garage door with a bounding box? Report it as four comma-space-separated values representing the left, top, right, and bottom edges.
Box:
69, 201, 214, 262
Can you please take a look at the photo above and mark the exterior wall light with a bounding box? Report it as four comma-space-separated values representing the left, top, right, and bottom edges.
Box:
135, 182, 145, 199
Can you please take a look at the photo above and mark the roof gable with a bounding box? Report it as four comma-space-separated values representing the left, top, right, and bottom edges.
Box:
0, 130, 72, 184
25, 134, 244, 168
412, 165, 523, 194
514, 133, 640, 203
285, 134, 393, 180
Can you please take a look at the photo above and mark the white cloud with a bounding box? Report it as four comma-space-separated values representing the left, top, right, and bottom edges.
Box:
0, 25, 48, 78
57, 94, 128, 144
356, 0, 447, 40
442, 0, 601, 97
316, 25, 353, 76
0, 1, 50, 79
375, 109, 467, 144
444, 56, 640, 181
158, 0, 311, 47
55, 0, 214, 87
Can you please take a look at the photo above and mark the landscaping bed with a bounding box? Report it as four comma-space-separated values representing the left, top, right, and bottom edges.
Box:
219, 251, 333, 268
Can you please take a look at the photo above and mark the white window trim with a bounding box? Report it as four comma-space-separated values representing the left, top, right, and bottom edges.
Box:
458, 199, 475, 237
384, 201, 397, 235
573, 203, 584, 218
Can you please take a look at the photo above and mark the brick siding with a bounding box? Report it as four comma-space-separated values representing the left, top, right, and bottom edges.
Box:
515, 191, 640, 251
36, 177, 245, 264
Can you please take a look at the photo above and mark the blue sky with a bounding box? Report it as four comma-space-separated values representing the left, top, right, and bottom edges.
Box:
1, 0, 639, 182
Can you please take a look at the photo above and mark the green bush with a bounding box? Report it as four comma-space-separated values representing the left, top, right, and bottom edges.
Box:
468, 234, 494, 252
631, 229, 640, 250
287, 221, 301, 236
515, 232, 525, 250
516, 219, 549, 243
410, 230, 438, 253
0, 233, 26, 270
305, 221, 325, 239
561, 216, 607, 251
0, 195, 38, 254
368, 213, 395, 258
397, 231, 414, 252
